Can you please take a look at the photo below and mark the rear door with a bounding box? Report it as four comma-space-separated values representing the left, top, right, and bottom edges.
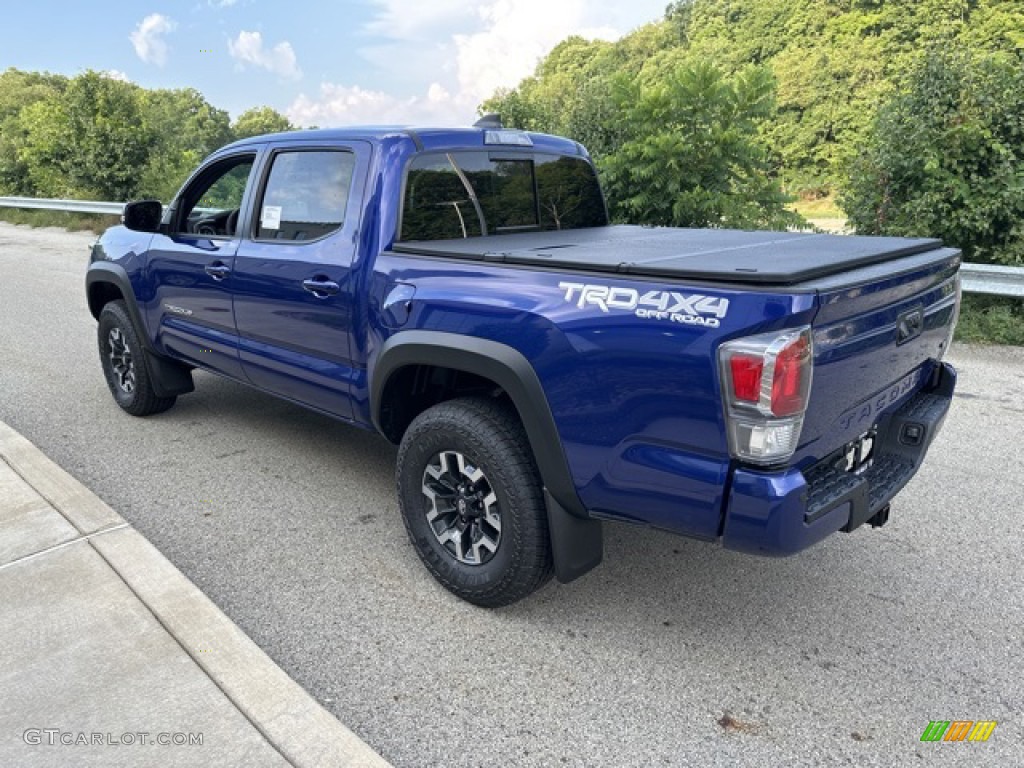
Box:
231, 141, 371, 419
145, 151, 260, 379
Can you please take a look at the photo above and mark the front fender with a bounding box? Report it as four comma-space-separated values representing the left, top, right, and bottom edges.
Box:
86, 262, 151, 345
86, 261, 194, 398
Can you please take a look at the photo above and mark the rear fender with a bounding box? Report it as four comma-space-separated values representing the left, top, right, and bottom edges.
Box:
372, 330, 602, 583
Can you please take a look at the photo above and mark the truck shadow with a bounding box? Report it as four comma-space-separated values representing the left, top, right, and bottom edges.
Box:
164, 371, 982, 661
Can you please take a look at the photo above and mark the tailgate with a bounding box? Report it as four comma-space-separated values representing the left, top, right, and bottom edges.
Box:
794, 246, 961, 468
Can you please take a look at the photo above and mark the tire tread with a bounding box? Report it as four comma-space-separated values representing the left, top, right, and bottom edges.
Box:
97, 301, 176, 417
396, 397, 553, 607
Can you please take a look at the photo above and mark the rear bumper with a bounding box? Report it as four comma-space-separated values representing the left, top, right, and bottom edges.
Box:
721, 361, 956, 556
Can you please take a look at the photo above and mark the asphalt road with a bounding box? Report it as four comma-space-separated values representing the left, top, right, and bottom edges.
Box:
1, 221, 1021, 767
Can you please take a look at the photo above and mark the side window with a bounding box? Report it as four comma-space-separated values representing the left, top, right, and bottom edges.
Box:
176, 155, 255, 237
401, 155, 483, 241
255, 150, 355, 241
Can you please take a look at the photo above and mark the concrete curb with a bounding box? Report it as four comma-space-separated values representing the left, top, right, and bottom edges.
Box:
0, 420, 390, 768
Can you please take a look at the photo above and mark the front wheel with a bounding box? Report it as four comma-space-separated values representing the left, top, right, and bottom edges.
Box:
396, 397, 553, 607
97, 301, 176, 417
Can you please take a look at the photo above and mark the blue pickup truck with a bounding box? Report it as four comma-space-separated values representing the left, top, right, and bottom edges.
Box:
86, 120, 960, 606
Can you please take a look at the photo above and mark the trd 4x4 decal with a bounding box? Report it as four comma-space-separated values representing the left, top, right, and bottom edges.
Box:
558, 282, 730, 328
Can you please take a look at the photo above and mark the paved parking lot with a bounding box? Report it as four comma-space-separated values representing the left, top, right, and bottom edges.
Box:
1, 221, 1021, 766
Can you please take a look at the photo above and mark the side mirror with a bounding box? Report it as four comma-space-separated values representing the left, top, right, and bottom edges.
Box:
122, 200, 163, 233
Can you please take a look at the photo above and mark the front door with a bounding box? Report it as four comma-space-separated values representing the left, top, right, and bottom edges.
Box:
232, 143, 370, 419
144, 151, 259, 379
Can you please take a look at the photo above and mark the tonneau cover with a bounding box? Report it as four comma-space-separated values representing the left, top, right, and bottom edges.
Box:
391, 225, 943, 286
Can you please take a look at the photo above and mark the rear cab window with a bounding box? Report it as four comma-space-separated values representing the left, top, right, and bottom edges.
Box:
400, 151, 607, 241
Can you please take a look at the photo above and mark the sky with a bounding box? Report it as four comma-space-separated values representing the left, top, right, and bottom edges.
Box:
1, 0, 669, 126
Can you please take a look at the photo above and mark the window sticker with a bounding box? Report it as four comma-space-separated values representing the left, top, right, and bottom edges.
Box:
261, 205, 282, 230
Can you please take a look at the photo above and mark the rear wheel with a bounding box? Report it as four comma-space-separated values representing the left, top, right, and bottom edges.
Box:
97, 301, 176, 417
396, 397, 553, 607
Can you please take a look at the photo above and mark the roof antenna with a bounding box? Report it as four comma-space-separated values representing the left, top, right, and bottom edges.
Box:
474, 113, 503, 129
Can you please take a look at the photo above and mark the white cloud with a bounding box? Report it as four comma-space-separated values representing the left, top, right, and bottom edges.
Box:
130, 14, 176, 67
290, 0, 663, 127
102, 69, 131, 82
287, 81, 458, 127
451, 0, 619, 109
228, 31, 302, 80
365, 0, 473, 41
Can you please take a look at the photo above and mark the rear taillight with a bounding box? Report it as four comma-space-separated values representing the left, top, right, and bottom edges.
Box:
729, 354, 763, 403
770, 335, 811, 416
940, 274, 961, 359
719, 327, 813, 464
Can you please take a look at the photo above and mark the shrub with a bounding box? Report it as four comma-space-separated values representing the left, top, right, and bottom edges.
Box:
841, 50, 1024, 267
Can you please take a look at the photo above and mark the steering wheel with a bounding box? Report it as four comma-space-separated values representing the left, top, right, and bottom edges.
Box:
190, 208, 240, 236
193, 217, 218, 235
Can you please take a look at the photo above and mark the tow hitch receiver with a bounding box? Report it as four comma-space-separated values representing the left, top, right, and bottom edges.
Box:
867, 504, 890, 528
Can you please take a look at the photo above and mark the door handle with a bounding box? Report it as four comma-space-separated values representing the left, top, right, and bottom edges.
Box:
205, 262, 231, 280
302, 278, 340, 298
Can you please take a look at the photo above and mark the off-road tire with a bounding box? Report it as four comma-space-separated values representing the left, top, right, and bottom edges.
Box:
97, 300, 176, 417
396, 397, 553, 607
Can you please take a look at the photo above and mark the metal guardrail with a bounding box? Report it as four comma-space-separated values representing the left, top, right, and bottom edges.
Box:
2, 196, 1023, 298
0, 196, 124, 215
959, 263, 1024, 299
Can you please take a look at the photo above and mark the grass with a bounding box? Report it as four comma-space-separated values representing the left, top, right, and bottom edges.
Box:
0, 207, 119, 234
786, 193, 849, 233
954, 294, 1024, 346
787, 193, 846, 221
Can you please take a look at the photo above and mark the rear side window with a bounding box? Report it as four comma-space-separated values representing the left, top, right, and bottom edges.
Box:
255, 150, 355, 241
400, 151, 606, 241
399, 154, 483, 241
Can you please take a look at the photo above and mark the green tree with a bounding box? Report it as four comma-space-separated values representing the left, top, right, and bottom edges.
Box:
232, 106, 294, 140
0, 69, 67, 195
484, 0, 1024, 199
841, 51, 1024, 265
16, 71, 154, 200
482, 25, 684, 161
139, 88, 233, 201
0, 69, 67, 125
482, 36, 615, 151
600, 58, 803, 229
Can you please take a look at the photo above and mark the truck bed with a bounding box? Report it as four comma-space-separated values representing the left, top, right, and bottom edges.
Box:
392, 225, 943, 286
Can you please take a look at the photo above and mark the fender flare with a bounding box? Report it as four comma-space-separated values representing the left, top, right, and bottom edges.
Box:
85, 262, 194, 398
371, 330, 602, 583
86, 262, 152, 348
